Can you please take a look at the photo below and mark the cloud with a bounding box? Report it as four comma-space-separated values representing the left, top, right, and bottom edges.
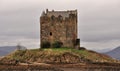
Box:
0, 36, 40, 49
78, 0, 120, 43
81, 40, 120, 52
0, 0, 120, 50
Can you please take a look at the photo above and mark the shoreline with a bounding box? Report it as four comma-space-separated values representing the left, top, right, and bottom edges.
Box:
0, 63, 120, 71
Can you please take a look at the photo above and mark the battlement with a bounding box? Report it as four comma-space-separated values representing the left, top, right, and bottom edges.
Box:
41, 9, 77, 19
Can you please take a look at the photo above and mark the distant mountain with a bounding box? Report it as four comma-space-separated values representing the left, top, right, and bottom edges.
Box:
0, 50, 8, 56
105, 46, 120, 60
95, 48, 113, 53
0, 46, 17, 56
0, 46, 27, 56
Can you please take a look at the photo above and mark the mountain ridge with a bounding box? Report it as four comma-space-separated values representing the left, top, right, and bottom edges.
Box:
0, 46, 17, 56
105, 46, 120, 60
0, 45, 27, 56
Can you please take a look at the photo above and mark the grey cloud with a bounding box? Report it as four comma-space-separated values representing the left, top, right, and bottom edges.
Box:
78, 1, 120, 42
0, 0, 120, 50
0, 8, 40, 39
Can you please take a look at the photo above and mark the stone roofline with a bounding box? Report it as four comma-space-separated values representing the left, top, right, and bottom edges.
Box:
46, 9, 77, 13
41, 9, 77, 18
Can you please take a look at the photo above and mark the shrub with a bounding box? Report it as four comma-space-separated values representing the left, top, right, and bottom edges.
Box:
79, 47, 86, 50
41, 41, 51, 48
52, 41, 63, 48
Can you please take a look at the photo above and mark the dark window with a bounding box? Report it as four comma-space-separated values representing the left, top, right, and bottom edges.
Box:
51, 15, 55, 20
58, 15, 63, 23
50, 32, 52, 36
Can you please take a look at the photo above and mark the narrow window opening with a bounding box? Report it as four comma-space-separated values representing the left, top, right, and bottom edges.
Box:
51, 15, 55, 21
50, 32, 52, 36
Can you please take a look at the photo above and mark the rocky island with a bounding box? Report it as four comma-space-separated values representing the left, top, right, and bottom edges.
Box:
0, 47, 120, 71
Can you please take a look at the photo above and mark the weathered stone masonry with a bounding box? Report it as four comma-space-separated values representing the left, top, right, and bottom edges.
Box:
40, 9, 80, 47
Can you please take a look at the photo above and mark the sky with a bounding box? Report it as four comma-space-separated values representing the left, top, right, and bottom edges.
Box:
0, 0, 120, 52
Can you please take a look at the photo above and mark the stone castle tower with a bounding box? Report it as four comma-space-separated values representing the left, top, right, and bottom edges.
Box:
40, 9, 80, 48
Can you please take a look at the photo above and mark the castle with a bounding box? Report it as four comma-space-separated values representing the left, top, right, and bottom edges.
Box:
40, 9, 80, 48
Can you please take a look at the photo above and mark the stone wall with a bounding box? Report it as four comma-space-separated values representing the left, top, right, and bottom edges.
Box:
40, 9, 79, 48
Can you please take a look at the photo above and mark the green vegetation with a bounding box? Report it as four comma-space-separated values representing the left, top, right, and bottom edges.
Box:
52, 41, 63, 48
41, 41, 63, 48
41, 41, 51, 48
2, 47, 117, 64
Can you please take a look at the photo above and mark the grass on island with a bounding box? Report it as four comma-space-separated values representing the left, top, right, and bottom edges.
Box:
4, 47, 115, 64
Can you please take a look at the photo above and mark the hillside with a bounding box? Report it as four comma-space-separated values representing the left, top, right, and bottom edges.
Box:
0, 46, 17, 56
0, 47, 117, 65
105, 46, 120, 60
